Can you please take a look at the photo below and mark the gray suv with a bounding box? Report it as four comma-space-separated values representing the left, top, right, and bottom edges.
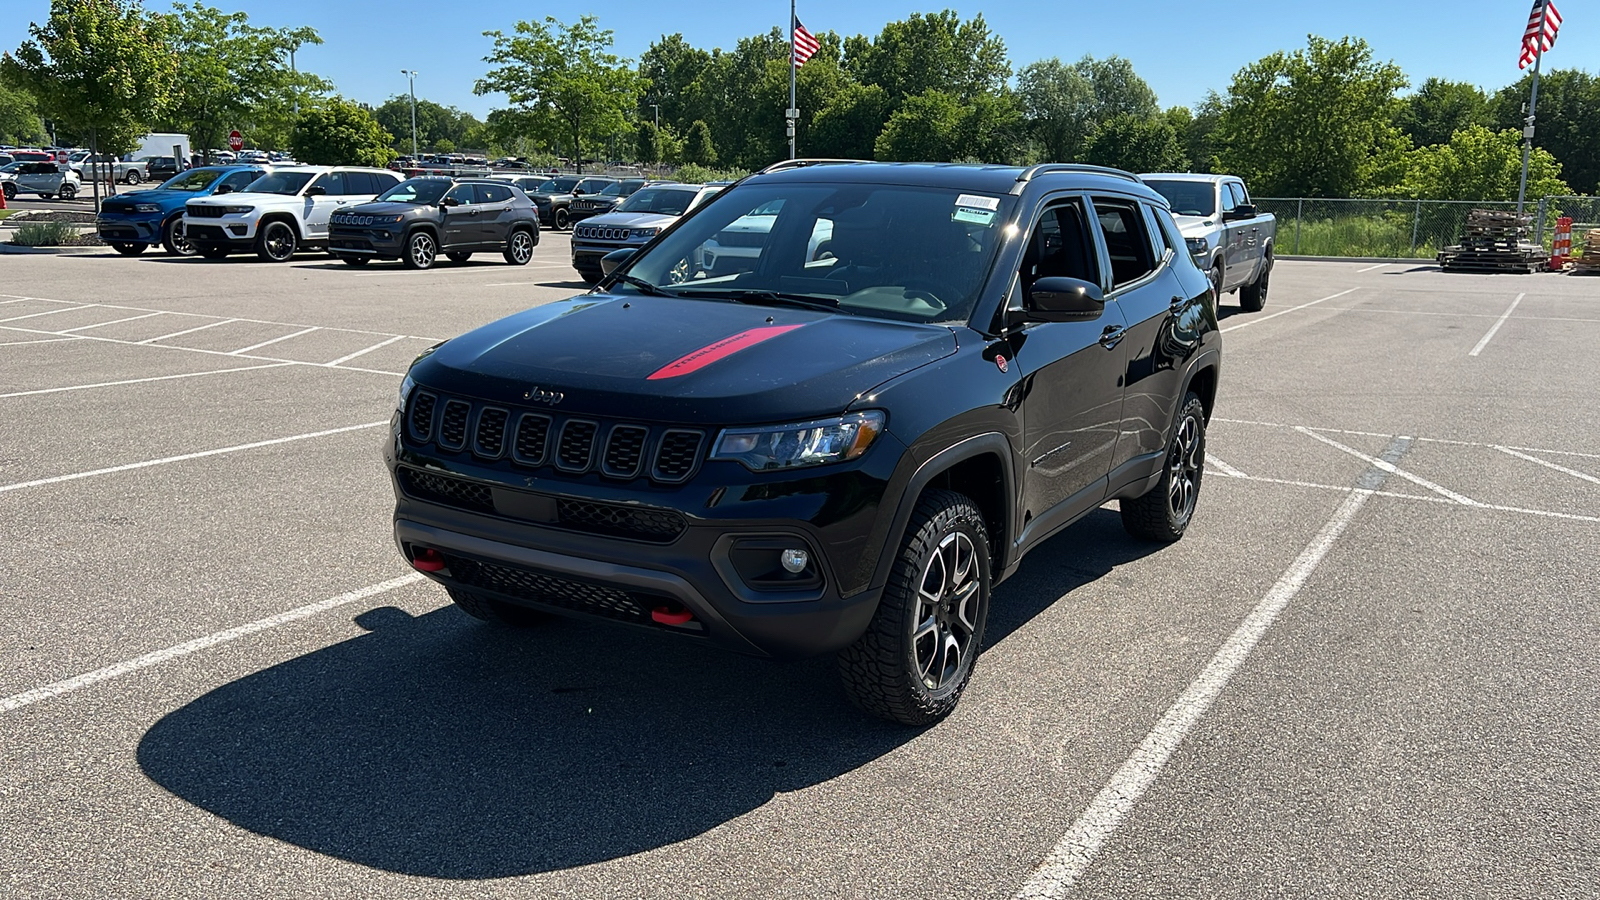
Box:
328, 176, 541, 270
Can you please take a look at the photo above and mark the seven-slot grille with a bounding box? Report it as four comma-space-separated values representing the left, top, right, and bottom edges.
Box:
406, 390, 705, 485
186, 205, 226, 219
575, 224, 630, 241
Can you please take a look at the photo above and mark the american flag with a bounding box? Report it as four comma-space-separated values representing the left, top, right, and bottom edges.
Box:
1520, 0, 1562, 69
793, 19, 820, 67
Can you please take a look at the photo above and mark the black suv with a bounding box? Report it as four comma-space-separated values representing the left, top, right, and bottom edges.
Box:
387, 161, 1221, 725
568, 178, 646, 224
328, 176, 540, 270
527, 175, 616, 230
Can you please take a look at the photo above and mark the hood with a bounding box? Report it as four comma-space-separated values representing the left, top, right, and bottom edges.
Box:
410, 294, 958, 424
1171, 214, 1218, 236
578, 211, 676, 229
106, 188, 204, 206
340, 200, 432, 216
186, 191, 300, 207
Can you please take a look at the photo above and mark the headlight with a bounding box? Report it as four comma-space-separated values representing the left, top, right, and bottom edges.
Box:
1186, 236, 1209, 256
396, 374, 415, 413
373, 214, 404, 224
134, 203, 160, 213
630, 228, 659, 240
712, 411, 886, 471
220, 206, 254, 215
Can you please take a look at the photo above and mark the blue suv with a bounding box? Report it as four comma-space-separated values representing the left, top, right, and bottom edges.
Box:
96, 165, 269, 256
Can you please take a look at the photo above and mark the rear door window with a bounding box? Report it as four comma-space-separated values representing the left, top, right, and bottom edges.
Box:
475, 183, 513, 204
1090, 197, 1159, 289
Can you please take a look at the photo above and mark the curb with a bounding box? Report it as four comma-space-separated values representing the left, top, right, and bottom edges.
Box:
0, 243, 108, 255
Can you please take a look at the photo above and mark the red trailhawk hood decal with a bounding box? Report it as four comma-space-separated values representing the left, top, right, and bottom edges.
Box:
646, 325, 806, 380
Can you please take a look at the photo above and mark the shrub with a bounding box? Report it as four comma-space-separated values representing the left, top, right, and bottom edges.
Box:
10, 220, 80, 246
669, 163, 749, 184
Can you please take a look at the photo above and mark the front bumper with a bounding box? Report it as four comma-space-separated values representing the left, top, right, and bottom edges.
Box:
328, 224, 406, 259
183, 213, 260, 246
570, 238, 646, 273
95, 212, 166, 245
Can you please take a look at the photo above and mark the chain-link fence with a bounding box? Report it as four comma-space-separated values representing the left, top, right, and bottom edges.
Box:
1536, 196, 1600, 256
1257, 198, 1534, 258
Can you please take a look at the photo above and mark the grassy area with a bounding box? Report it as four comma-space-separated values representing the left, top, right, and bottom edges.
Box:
0, 210, 14, 221
1279, 215, 1440, 258
9, 220, 82, 246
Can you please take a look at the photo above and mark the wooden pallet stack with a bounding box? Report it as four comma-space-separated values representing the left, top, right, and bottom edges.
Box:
1571, 229, 1600, 274
1438, 209, 1550, 273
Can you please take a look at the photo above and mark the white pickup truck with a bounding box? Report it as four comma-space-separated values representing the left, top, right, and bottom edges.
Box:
1141, 173, 1275, 312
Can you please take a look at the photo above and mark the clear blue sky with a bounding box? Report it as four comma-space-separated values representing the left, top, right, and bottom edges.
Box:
1, 0, 1585, 118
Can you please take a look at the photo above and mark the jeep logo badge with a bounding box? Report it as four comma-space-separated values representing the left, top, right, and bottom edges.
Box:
523, 387, 564, 405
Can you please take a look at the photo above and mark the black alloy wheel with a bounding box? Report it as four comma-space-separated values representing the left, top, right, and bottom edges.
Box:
553, 207, 570, 231
256, 221, 298, 262
838, 489, 991, 726
504, 229, 534, 265
1121, 392, 1207, 542
163, 217, 194, 256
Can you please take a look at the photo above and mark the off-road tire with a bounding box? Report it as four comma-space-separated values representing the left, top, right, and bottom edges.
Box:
256, 220, 298, 262
110, 242, 146, 256
446, 251, 472, 263
1121, 392, 1207, 543
837, 489, 991, 726
1239, 249, 1271, 312
162, 217, 194, 256
447, 587, 550, 626
403, 230, 437, 270
504, 228, 535, 265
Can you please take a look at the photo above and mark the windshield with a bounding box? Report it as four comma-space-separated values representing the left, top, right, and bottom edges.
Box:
0, 162, 22, 174
1143, 180, 1216, 217
618, 187, 696, 216
243, 171, 316, 195
158, 169, 224, 192
536, 177, 580, 193
619, 182, 1013, 324
598, 182, 624, 197
376, 178, 451, 204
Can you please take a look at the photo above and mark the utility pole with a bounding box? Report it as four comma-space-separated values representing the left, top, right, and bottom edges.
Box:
1515, 45, 1544, 215
650, 103, 660, 129
290, 49, 297, 117
401, 70, 419, 159
787, 0, 798, 159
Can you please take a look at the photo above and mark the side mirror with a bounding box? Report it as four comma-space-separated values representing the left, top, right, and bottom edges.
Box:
304, 185, 326, 196
1027, 277, 1106, 322
441, 196, 461, 208
1223, 204, 1256, 222
215, 183, 234, 195
600, 247, 637, 277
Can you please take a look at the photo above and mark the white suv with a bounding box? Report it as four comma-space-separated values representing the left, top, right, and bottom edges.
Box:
183, 165, 403, 261
8, 162, 81, 200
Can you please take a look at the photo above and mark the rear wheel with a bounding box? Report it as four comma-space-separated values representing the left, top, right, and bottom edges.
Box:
403, 230, 437, 269
1121, 392, 1207, 543
124, 170, 142, 185
447, 587, 550, 626
162, 217, 194, 256
1239, 249, 1271, 312
255, 220, 298, 262
504, 228, 535, 265
58, 184, 77, 201
446, 251, 473, 263
837, 489, 991, 726
110, 242, 146, 256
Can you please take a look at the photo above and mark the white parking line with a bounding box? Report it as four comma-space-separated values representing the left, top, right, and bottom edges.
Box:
1356, 263, 1390, 273
1213, 416, 1600, 461
0, 293, 443, 343
1469, 293, 1525, 356
137, 318, 238, 343
1221, 288, 1359, 333
325, 334, 407, 366
1494, 446, 1600, 486
1014, 437, 1410, 899
0, 420, 388, 495
0, 304, 95, 323
0, 336, 83, 348
1206, 455, 1248, 478
57, 311, 167, 332
228, 326, 320, 355
1294, 427, 1478, 506
0, 363, 293, 400
0, 574, 424, 715
1, 322, 406, 377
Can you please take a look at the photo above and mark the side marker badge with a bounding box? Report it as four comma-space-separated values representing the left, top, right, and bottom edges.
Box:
995, 355, 1009, 373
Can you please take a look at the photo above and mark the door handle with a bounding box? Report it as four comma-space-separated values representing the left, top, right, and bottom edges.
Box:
1098, 325, 1126, 350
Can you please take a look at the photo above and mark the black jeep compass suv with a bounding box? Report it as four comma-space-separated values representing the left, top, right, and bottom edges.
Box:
387, 160, 1221, 725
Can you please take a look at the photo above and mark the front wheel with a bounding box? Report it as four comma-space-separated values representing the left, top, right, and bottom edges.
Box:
1239, 250, 1271, 313
1209, 261, 1224, 300
403, 230, 437, 269
504, 228, 535, 265
162, 217, 194, 256
837, 489, 991, 726
255, 220, 298, 262
110, 242, 146, 256
2, 183, 14, 200
1121, 392, 1207, 543
553, 207, 570, 231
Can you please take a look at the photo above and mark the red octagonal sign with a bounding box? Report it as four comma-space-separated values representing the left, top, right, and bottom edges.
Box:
228, 130, 243, 152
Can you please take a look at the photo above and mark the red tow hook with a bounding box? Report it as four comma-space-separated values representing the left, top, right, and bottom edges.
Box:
411, 547, 447, 572
651, 604, 695, 626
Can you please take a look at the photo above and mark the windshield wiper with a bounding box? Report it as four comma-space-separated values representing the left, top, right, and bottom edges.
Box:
677, 289, 839, 312
615, 274, 676, 297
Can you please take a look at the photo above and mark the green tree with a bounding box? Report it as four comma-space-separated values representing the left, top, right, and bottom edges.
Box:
1016, 58, 1094, 162
638, 33, 713, 131
475, 15, 643, 170
154, 4, 327, 161
874, 90, 965, 161
1400, 125, 1568, 200
1171, 95, 1222, 173
1074, 55, 1159, 124
811, 82, 889, 160
844, 11, 1010, 110
289, 99, 394, 167
432, 137, 455, 154
1213, 35, 1409, 197
635, 121, 660, 166
1490, 69, 1600, 194
1397, 78, 1491, 149
2, 0, 175, 160
373, 95, 482, 153
685, 119, 716, 165
0, 76, 46, 144
1083, 114, 1187, 173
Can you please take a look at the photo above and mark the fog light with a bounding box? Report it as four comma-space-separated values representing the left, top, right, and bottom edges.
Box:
780, 548, 809, 574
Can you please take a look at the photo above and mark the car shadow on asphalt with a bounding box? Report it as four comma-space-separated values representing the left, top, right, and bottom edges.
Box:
136, 508, 1155, 879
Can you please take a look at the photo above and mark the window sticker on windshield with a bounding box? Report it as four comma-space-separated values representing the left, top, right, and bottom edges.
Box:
954, 194, 999, 211
953, 207, 996, 226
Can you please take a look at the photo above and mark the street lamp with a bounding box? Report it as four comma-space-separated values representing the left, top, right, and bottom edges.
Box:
400, 69, 419, 159
649, 103, 660, 129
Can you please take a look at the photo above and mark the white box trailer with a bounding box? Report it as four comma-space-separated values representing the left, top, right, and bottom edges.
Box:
127, 133, 192, 165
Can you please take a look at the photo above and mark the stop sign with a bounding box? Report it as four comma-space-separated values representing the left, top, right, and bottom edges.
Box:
54, 150, 68, 164
228, 130, 244, 152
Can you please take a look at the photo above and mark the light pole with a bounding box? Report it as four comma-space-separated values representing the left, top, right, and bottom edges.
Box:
400, 69, 419, 159
649, 103, 659, 129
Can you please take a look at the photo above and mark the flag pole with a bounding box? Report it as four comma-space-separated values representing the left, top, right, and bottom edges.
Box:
788, 0, 798, 159
1516, 28, 1545, 215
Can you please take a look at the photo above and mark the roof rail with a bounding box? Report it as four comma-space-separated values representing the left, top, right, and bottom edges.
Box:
757, 158, 869, 175
1014, 163, 1141, 185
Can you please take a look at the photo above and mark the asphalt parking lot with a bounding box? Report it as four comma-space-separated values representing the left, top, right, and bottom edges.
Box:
2, 245, 1597, 899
